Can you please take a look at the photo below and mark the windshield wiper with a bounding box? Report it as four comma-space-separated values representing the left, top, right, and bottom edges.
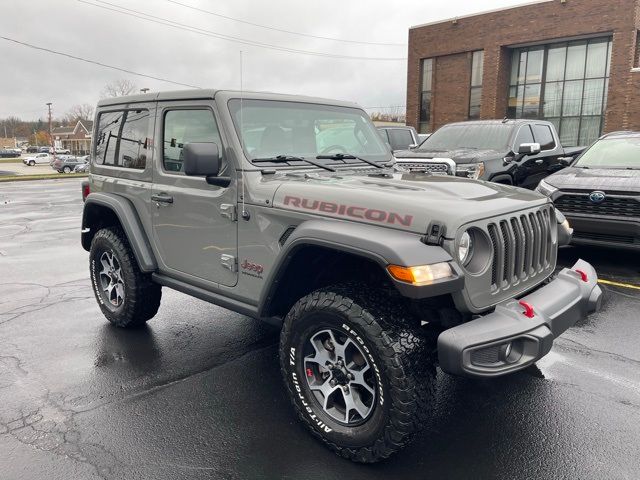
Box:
316, 153, 384, 169
252, 155, 335, 172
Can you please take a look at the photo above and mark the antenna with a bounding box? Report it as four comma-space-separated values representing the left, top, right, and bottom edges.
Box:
239, 50, 248, 220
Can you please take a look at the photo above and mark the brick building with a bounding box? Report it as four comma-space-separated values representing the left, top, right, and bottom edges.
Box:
52, 120, 93, 154
406, 0, 640, 146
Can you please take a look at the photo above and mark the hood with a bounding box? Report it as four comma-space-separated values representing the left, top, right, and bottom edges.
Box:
546, 167, 640, 193
394, 148, 504, 164
271, 171, 548, 236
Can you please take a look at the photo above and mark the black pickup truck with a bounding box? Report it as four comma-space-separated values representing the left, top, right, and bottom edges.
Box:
394, 119, 584, 189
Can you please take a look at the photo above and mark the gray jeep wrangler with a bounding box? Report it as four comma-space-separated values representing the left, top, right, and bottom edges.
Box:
81, 89, 602, 463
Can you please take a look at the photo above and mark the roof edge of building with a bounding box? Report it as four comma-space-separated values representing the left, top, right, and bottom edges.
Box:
409, 0, 555, 30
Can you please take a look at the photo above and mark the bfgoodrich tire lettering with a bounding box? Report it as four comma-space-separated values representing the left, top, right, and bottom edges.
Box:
89, 227, 161, 327
279, 284, 435, 463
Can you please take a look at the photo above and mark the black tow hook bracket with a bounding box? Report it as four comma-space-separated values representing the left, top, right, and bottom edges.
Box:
423, 221, 446, 245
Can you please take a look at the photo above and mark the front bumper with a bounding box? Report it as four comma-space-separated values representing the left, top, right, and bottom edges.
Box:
438, 259, 602, 378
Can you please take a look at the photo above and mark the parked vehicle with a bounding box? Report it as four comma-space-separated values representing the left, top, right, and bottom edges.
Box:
0, 148, 21, 158
52, 155, 88, 173
74, 162, 89, 173
26, 146, 39, 153
38, 146, 51, 153
80, 90, 601, 463
23, 152, 51, 165
55, 147, 71, 154
417, 133, 431, 143
394, 119, 584, 188
536, 131, 640, 249
377, 125, 420, 152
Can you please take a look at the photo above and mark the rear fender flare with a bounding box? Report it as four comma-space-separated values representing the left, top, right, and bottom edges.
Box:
82, 192, 157, 272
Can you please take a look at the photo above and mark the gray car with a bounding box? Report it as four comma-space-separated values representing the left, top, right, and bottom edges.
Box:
80, 89, 601, 463
537, 131, 640, 249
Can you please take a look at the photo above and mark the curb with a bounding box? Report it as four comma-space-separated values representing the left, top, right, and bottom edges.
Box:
0, 173, 88, 183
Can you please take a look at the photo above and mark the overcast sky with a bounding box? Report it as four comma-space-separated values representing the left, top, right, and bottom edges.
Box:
1, 0, 535, 122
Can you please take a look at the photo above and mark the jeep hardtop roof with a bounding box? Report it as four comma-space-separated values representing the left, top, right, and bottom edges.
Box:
97, 89, 361, 109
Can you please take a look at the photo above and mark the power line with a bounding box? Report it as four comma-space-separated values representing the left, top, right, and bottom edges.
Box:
164, 0, 405, 47
0, 35, 201, 89
79, 0, 407, 61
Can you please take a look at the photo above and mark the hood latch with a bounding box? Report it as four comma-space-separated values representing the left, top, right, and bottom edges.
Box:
423, 221, 446, 246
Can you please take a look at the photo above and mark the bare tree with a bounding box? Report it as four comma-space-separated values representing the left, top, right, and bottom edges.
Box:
100, 79, 137, 98
65, 103, 95, 124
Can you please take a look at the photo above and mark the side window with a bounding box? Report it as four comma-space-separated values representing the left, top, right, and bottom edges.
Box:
118, 109, 150, 169
532, 124, 556, 150
94, 110, 149, 168
95, 111, 124, 165
513, 125, 534, 149
387, 129, 414, 150
163, 109, 222, 173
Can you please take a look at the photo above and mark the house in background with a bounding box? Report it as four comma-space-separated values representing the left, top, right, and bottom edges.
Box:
52, 120, 93, 154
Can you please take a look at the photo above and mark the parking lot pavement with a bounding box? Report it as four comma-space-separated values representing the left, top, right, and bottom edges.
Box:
0, 162, 54, 176
0, 178, 639, 480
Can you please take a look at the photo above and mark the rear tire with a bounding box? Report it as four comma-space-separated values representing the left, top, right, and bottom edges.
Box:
89, 227, 161, 327
279, 284, 435, 463
63, 166, 71, 173
28, 160, 35, 166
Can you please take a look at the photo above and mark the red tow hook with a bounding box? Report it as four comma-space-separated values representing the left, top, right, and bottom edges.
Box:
519, 300, 535, 318
575, 269, 588, 282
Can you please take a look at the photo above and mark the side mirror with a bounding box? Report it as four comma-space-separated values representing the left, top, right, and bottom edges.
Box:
558, 156, 573, 167
183, 142, 230, 187
518, 142, 541, 156
184, 142, 220, 176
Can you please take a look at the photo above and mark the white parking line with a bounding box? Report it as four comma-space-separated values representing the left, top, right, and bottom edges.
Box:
537, 351, 640, 396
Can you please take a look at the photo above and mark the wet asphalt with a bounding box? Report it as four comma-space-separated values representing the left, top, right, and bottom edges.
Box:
0, 178, 639, 480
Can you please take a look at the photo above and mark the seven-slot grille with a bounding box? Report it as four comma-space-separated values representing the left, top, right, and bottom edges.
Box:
486, 206, 554, 289
554, 193, 640, 218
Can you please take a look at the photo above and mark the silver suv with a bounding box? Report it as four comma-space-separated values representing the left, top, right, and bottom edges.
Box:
81, 89, 602, 463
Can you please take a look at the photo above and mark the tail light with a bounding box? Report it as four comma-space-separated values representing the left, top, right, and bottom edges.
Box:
82, 181, 90, 202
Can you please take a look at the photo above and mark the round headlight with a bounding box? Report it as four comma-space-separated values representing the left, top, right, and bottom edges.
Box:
458, 231, 473, 266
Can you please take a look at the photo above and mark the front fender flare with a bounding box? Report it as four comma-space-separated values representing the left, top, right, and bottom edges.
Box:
82, 192, 157, 272
258, 220, 464, 316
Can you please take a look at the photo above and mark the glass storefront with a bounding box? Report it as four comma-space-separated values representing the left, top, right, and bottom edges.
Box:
507, 37, 612, 146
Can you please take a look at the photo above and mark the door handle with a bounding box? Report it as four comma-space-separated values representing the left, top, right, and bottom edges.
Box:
535, 159, 544, 164
151, 193, 174, 204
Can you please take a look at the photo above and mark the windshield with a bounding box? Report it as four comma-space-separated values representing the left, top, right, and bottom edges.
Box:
574, 137, 640, 169
228, 99, 390, 164
417, 124, 512, 152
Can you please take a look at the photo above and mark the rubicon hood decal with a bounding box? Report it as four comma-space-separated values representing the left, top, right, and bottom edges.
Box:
283, 195, 413, 227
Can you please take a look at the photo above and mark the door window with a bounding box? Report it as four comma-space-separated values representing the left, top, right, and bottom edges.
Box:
163, 109, 223, 174
513, 125, 534, 149
532, 124, 556, 150
387, 129, 414, 150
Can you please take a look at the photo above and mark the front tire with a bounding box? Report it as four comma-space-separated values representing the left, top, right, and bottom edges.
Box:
89, 227, 161, 327
279, 285, 435, 463
28, 160, 35, 166
63, 166, 71, 173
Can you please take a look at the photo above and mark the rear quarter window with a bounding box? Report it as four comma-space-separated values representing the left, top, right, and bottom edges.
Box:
94, 109, 150, 169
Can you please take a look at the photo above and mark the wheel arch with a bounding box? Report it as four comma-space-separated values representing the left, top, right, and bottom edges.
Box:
258, 220, 461, 319
82, 192, 157, 272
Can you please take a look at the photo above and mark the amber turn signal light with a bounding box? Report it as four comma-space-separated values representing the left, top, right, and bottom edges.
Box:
387, 263, 453, 285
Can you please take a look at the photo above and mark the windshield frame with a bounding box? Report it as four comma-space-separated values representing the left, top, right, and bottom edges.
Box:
416, 123, 513, 152
227, 98, 392, 169
573, 136, 640, 169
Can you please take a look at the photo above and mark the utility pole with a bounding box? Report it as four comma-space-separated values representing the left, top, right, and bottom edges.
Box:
46, 102, 53, 152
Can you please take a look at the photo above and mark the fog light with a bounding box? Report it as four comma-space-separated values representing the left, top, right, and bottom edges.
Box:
499, 342, 512, 362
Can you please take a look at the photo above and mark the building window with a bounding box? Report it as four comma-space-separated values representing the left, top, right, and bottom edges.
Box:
469, 51, 484, 119
508, 37, 612, 146
419, 58, 433, 133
